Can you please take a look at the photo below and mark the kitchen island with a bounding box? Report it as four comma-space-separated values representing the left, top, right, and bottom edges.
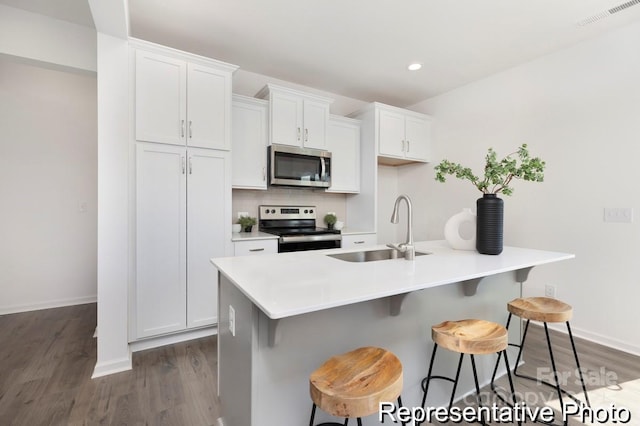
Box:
211, 240, 573, 426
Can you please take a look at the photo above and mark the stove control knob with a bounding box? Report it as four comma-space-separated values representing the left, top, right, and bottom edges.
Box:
271, 209, 276, 214
309, 209, 314, 214
264, 210, 269, 214
304, 209, 309, 214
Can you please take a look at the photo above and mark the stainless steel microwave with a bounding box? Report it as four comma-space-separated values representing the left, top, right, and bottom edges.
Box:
268, 144, 331, 188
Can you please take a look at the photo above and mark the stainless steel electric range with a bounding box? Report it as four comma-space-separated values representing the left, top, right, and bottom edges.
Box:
258, 205, 341, 253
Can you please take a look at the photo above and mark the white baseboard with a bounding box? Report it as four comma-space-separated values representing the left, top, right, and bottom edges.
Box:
129, 326, 217, 353
545, 323, 640, 357
92, 353, 132, 378
0, 295, 97, 315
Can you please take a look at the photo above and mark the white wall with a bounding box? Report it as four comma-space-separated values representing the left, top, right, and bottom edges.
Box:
404, 21, 640, 355
0, 4, 96, 73
0, 57, 97, 314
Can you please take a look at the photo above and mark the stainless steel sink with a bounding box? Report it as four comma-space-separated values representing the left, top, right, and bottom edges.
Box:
327, 248, 431, 262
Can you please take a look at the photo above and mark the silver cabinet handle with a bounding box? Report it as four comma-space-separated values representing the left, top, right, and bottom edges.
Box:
189, 120, 193, 138
181, 156, 185, 174
354, 240, 365, 244
305, 128, 308, 142
297, 127, 301, 141
249, 248, 265, 252
262, 166, 266, 181
181, 120, 185, 138
188, 157, 193, 174
406, 140, 410, 152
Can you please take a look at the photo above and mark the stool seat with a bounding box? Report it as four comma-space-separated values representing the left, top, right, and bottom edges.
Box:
309, 346, 403, 419
432, 319, 508, 355
508, 297, 572, 323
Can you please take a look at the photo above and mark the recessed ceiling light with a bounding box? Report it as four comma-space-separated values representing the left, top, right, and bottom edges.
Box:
408, 63, 422, 71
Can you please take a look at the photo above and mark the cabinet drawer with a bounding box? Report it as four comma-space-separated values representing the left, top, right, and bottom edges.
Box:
234, 239, 278, 256
341, 234, 377, 249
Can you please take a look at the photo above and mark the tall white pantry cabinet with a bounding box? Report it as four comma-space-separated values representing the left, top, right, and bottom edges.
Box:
131, 39, 237, 340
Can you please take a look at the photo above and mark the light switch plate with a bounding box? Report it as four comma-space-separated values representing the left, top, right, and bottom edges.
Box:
604, 207, 633, 223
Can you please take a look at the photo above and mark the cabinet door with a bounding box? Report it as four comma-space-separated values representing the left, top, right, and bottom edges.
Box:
326, 118, 360, 193
404, 115, 430, 162
378, 109, 405, 157
135, 50, 187, 145
187, 148, 229, 328
232, 97, 268, 189
136, 143, 187, 338
270, 91, 303, 147
302, 99, 329, 149
187, 63, 231, 150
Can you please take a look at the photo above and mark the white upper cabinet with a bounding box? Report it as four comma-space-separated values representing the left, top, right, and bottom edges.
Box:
257, 84, 332, 149
135, 51, 186, 146
186, 63, 231, 150
134, 45, 237, 150
353, 102, 432, 165
232, 95, 268, 190
326, 116, 360, 193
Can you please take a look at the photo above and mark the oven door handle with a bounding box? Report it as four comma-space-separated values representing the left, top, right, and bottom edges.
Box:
280, 234, 342, 244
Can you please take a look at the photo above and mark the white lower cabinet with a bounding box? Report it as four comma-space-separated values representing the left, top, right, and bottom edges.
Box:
234, 239, 278, 256
135, 142, 230, 339
341, 233, 377, 249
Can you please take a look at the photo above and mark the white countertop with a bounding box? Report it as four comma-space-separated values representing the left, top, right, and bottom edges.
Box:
231, 231, 279, 242
211, 240, 574, 320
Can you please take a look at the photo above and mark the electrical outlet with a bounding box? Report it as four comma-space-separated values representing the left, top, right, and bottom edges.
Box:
229, 305, 236, 337
545, 284, 556, 298
237, 211, 249, 219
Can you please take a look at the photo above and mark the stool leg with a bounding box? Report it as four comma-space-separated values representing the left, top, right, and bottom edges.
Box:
502, 349, 521, 426
543, 322, 567, 426
397, 396, 407, 426
490, 313, 513, 391
513, 318, 531, 378
448, 353, 465, 411
420, 343, 439, 409
566, 321, 591, 407
309, 403, 316, 426
469, 355, 485, 424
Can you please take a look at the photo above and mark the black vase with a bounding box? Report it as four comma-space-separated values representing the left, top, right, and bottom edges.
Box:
476, 194, 504, 255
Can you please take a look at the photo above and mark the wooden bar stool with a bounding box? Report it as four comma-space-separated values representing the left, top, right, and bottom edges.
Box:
309, 346, 405, 426
421, 319, 519, 425
490, 297, 590, 423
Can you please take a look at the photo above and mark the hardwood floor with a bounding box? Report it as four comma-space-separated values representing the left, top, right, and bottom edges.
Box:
1, 304, 638, 425
0, 304, 219, 426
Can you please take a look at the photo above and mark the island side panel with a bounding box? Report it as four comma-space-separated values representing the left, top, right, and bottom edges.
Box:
250, 272, 521, 426
218, 273, 256, 426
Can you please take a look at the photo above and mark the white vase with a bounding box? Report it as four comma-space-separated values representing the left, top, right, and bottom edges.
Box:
444, 208, 477, 250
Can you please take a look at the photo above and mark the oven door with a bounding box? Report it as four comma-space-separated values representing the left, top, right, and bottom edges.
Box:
269, 144, 331, 188
278, 234, 341, 252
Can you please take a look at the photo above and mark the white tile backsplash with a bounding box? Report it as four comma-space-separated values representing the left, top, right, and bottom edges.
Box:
232, 188, 347, 226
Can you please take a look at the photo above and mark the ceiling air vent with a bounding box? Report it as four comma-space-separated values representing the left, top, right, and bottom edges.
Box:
577, 0, 640, 26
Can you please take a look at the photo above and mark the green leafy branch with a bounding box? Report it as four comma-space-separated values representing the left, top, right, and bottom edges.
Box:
434, 144, 546, 196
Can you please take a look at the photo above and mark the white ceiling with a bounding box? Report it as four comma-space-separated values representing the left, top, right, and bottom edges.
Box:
5, 0, 640, 106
